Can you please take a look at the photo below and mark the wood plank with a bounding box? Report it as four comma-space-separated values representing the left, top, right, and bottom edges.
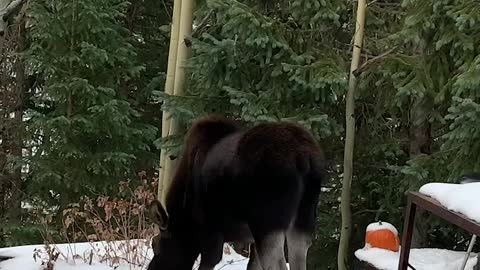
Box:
398, 194, 416, 270
410, 192, 480, 236
398, 191, 480, 270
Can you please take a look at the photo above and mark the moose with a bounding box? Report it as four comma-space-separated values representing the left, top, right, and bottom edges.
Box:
147, 115, 326, 270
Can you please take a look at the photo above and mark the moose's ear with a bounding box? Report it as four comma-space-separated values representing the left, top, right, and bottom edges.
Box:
149, 200, 169, 231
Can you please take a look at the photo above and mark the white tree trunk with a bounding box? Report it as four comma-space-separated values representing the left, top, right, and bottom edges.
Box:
158, 0, 182, 204
0, 0, 23, 34
337, 0, 367, 269
160, 0, 195, 203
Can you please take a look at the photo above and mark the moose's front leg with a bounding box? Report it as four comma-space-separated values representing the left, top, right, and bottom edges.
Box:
198, 232, 224, 270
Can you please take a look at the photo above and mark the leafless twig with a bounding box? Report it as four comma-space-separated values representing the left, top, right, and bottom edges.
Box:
353, 46, 398, 77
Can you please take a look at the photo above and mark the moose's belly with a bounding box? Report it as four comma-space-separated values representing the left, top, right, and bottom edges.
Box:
223, 223, 254, 243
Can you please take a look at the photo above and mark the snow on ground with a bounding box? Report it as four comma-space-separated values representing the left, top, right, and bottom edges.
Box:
419, 182, 480, 223
355, 247, 478, 270
0, 240, 249, 270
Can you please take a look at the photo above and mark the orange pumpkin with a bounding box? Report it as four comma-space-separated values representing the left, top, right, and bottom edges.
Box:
365, 221, 400, 252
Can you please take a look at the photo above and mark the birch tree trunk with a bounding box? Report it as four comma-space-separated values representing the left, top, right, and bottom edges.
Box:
337, 0, 367, 269
160, 0, 194, 202
158, 0, 182, 203
0, 0, 23, 35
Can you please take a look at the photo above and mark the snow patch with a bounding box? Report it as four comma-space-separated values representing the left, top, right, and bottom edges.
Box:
0, 240, 252, 270
355, 247, 478, 270
419, 182, 480, 223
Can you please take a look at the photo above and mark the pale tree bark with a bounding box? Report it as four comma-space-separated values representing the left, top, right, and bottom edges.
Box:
160, 0, 194, 202
0, 0, 23, 35
338, 0, 367, 269
157, 0, 182, 203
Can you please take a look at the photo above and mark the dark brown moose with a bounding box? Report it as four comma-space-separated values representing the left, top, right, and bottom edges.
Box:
147, 115, 326, 270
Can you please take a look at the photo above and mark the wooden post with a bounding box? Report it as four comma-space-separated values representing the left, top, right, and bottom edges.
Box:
398, 194, 417, 270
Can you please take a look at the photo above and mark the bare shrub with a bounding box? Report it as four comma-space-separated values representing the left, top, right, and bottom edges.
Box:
38, 172, 158, 269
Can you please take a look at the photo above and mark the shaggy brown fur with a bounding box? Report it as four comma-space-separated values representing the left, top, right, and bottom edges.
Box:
148, 115, 326, 270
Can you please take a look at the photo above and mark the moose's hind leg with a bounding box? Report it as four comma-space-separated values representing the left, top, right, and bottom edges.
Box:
246, 244, 263, 270
286, 176, 319, 270
198, 232, 224, 270
242, 168, 303, 270
251, 230, 288, 270
286, 229, 312, 270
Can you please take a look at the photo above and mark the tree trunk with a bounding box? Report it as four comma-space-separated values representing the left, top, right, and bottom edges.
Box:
0, 146, 6, 245
0, 0, 23, 35
159, 0, 194, 203
409, 97, 432, 248
9, 6, 27, 221
338, 1, 367, 269
0, 0, 26, 245
409, 98, 432, 157
0, 43, 7, 244
158, 0, 182, 203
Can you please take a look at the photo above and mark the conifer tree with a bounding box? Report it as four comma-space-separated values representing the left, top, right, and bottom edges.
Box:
26, 0, 157, 207
358, 0, 480, 251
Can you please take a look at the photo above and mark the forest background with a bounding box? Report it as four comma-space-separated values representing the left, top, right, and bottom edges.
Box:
1, 0, 479, 269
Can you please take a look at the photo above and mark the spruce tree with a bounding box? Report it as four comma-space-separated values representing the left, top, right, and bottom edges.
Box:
357, 0, 480, 252
26, 0, 158, 208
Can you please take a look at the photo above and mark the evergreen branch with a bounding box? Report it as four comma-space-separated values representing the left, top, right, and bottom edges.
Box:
161, 0, 171, 21
352, 209, 386, 216
369, 2, 402, 7
370, 5, 405, 15
357, 164, 404, 171
191, 9, 214, 38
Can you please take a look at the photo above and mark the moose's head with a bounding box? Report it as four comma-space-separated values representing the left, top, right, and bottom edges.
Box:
147, 200, 198, 270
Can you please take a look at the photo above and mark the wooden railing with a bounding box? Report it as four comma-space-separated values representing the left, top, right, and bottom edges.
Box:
398, 192, 480, 270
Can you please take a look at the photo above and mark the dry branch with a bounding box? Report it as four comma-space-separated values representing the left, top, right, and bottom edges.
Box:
352, 46, 397, 77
